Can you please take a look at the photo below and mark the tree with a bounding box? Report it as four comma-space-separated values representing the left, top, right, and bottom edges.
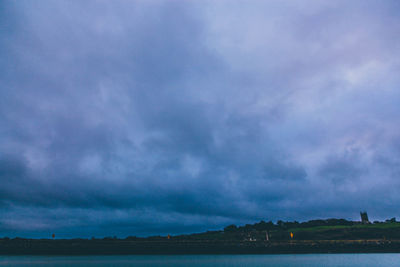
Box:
224, 224, 238, 232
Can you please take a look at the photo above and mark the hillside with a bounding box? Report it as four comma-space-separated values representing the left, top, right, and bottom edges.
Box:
2, 218, 400, 254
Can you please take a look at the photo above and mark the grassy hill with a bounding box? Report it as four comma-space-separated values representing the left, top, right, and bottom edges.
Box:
169, 219, 400, 241
3, 218, 400, 254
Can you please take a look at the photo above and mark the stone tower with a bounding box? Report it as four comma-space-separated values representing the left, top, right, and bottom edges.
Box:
360, 211, 369, 224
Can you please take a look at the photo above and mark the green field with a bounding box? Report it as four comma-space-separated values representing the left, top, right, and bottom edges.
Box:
289, 222, 400, 233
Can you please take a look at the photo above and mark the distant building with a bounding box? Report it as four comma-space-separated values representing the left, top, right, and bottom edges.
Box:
245, 234, 257, 242
360, 211, 370, 224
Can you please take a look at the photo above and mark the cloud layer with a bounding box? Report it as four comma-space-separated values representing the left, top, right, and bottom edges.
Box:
1, 0, 400, 237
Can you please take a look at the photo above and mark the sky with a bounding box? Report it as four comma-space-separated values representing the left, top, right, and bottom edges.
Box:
1, 0, 400, 238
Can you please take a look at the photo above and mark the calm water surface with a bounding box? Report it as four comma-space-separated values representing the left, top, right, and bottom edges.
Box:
0, 254, 399, 266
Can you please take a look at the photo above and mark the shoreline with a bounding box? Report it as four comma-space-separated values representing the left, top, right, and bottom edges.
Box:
2, 239, 400, 255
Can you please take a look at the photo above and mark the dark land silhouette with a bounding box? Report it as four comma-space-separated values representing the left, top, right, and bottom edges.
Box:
2, 216, 400, 254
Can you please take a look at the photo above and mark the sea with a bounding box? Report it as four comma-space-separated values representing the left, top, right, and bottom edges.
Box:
0, 254, 399, 266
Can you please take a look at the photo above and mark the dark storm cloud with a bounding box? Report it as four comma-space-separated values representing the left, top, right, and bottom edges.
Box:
1, 0, 400, 237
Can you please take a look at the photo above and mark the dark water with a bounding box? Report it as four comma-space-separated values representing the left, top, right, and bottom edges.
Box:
0, 254, 399, 266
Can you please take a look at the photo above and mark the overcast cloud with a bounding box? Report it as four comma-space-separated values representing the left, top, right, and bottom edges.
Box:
1, 0, 400, 238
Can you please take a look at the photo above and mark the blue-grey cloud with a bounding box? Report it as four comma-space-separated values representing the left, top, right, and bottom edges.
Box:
1, 0, 400, 238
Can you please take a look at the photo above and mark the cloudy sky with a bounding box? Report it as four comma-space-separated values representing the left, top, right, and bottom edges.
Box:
1, 0, 400, 238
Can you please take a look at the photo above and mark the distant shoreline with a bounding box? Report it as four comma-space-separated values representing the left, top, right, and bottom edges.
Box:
3, 218, 400, 255
2, 239, 400, 255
